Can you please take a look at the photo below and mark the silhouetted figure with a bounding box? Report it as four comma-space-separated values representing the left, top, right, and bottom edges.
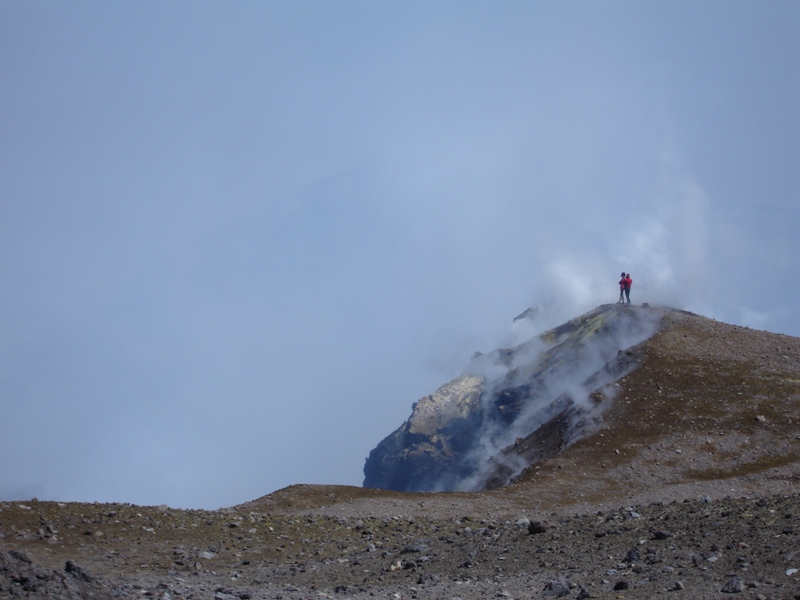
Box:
618, 272, 626, 304
624, 273, 632, 306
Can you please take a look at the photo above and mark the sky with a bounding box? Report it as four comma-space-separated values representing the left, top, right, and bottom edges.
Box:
1, 1, 798, 509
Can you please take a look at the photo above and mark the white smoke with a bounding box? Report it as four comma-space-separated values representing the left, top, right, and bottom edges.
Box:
453, 305, 662, 491
507, 170, 713, 340
619, 172, 711, 311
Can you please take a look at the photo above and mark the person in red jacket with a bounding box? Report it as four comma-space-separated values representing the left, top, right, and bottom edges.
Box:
618, 272, 626, 304
624, 273, 632, 306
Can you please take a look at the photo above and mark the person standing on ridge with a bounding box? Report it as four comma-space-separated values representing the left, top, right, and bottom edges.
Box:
624, 273, 632, 306
618, 272, 626, 304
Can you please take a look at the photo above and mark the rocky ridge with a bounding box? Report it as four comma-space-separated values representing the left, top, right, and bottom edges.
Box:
364, 304, 663, 492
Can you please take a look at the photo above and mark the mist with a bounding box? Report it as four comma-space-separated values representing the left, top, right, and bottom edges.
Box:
1, 1, 798, 508
454, 305, 662, 491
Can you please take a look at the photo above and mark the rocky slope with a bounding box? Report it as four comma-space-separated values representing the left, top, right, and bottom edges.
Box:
2, 305, 800, 599
364, 304, 663, 492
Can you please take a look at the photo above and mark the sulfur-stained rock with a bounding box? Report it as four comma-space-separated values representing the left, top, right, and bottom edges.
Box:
364, 305, 662, 492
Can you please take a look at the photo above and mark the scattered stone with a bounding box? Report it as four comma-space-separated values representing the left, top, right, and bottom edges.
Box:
528, 520, 549, 535
721, 577, 744, 593
673, 581, 685, 590
613, 580, 629, 591
623, 548, 641, 563
653, 530, 672, 540
199, 551, 217, 560
417, 573, 440, 585
576, 585, 592, 599
9, 549, 32, 563
543, 575, 571, 597
65, 560, 95, 583
401, 542, 429, 554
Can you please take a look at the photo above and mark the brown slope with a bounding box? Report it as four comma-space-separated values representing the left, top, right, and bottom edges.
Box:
497, 307, 800, 513
242, 306, 800, 519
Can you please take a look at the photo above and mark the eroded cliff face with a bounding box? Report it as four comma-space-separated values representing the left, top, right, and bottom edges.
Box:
361, 375, 484, 492
363, 304, 663, 492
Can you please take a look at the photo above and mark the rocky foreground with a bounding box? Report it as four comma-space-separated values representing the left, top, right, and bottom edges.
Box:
1, 493, 799, 599
2, 306, 800, 599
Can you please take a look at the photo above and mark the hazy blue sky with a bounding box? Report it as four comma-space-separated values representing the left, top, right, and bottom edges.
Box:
1, 1, 798, 508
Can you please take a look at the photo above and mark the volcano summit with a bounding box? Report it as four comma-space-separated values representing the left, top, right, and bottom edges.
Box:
364, 303, 800, 502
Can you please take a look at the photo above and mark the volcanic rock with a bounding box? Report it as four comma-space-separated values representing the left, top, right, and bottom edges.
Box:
364, 305, 661, 491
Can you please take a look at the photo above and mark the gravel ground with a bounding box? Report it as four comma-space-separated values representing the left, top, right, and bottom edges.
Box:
2, 494, 799, 599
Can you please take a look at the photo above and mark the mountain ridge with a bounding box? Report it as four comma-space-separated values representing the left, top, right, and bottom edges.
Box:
363, 304, 666, 492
